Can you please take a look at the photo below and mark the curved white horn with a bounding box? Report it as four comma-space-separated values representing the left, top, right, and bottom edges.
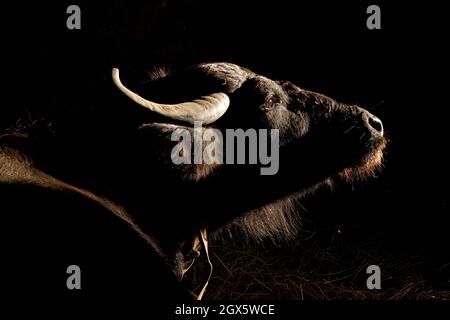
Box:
112, 68, 230, 124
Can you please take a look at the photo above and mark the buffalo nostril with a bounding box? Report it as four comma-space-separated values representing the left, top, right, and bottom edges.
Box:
367, 115, 384, 136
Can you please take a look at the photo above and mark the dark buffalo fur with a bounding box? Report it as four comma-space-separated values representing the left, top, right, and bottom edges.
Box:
0, 62, 386, 297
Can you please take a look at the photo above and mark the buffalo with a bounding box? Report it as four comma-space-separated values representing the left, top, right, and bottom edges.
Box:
1, 62, 386, 300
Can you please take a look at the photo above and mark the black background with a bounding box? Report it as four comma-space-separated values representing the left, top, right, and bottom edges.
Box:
8, 0, 450, 303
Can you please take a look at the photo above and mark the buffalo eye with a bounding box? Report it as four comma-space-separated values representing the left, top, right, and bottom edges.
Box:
263, 96, 281, 110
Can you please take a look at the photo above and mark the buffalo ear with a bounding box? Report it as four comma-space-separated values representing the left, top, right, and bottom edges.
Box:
136, 123, 220, 182
137, 123, 192, 153
138, 122, 187, 137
